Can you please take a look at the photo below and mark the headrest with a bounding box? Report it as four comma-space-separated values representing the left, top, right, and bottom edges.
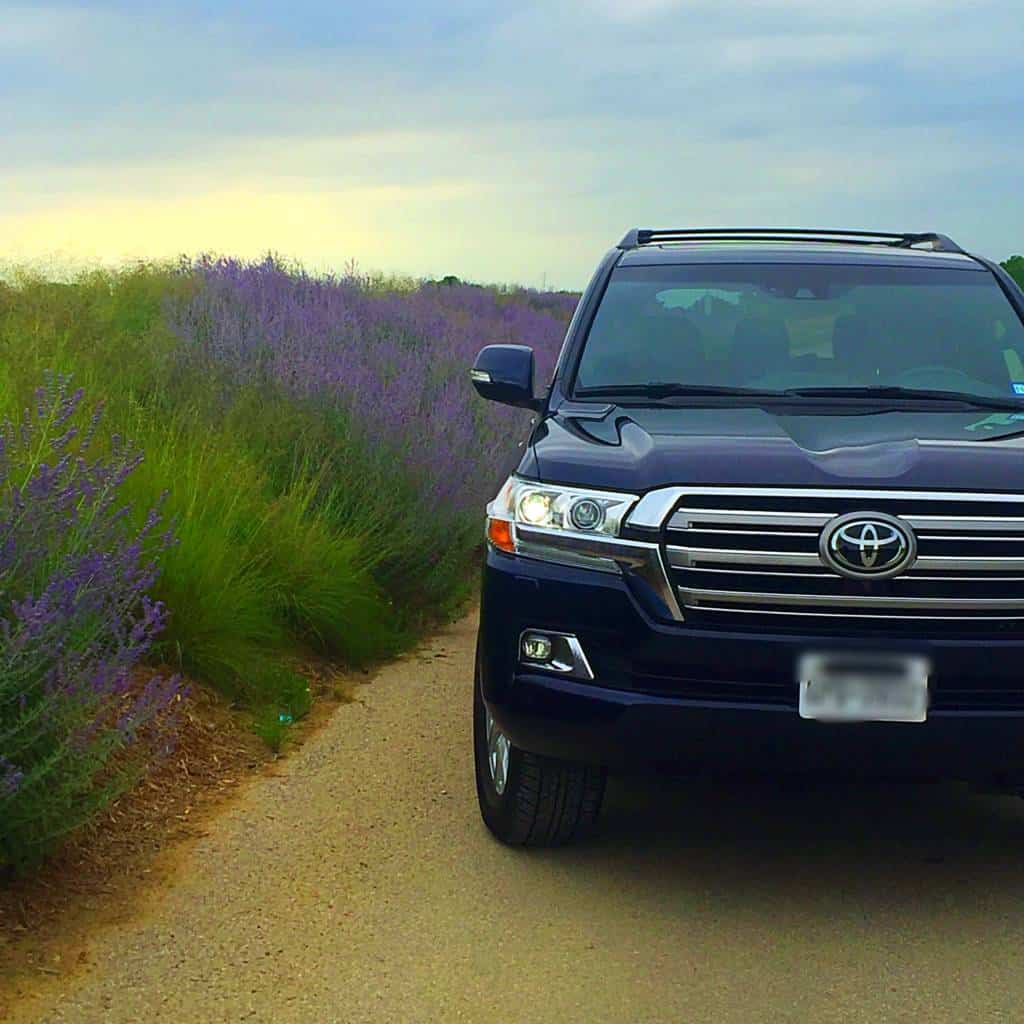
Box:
731, 317, 791, 379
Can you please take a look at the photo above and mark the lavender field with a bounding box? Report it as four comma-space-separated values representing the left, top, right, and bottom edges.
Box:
0, 259, 576, 868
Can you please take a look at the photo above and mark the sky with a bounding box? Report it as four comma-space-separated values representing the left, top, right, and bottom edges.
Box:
2, 0, 1023, 289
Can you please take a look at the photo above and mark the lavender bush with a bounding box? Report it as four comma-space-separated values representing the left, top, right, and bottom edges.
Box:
0, 375, 178, 870
166, 258, 576, 615
170, 257, 573, 516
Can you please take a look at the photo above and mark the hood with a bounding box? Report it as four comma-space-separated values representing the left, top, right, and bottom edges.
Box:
527, 404, 1024, 492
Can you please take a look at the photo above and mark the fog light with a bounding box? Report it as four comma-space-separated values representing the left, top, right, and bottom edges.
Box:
521, 633, 553, 662
517, 630, 594, 680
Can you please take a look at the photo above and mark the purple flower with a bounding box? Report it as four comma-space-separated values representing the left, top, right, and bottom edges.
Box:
0, 759, 23, 798
167, 257, 577, 524
1, 376, 179, 867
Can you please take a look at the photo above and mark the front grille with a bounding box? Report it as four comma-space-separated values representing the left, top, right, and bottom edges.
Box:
663, 488, 1024, 634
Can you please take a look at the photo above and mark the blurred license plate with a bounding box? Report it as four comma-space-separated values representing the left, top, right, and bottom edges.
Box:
797, 653, 930, 723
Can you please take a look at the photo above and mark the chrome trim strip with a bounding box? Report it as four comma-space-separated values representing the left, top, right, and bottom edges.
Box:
915, 534, 1024, 541
516, 525, 657, 566
681, 527, 820, 538
566, 635, 595, 679
906, 575, 1024, 582
679, 565, 1024, 582
669, 508, 1024, 533
691, 605, 1024, 622
667, 546, 822, 568
670, 509, 833, 529
667, 545, 1024, 572
681, 566, 837, 578
630, 489, 695, 529
678, 587, 1024, 610
564, 635, 595, 679
916, 556, 1024, 570
515, 525, 685, 622
904, 516, 1024, 531
630, 486, 1024, 530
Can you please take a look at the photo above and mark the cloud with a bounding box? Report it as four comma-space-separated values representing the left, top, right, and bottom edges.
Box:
1, 0, 1022, 286
582, 0, 686, 21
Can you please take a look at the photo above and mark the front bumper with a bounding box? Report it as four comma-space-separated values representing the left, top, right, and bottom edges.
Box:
479, 549, 1024, 781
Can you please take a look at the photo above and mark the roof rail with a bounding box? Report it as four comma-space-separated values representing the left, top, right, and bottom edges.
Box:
616, 227, 966, 255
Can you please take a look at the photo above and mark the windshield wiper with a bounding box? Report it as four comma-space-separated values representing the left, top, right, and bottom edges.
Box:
574, 383, 1024, 411
575, 383, 787, 399
783, 386, 1024, 411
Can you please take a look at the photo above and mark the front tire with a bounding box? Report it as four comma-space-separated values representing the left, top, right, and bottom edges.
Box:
474, 666, 606, 846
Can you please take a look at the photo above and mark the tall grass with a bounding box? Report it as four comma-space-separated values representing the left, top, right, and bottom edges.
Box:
166, 257, 571, 613
0, 260, 575, 865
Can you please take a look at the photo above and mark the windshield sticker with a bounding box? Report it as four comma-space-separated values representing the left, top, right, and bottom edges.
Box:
1012, 383, 1024, 395
966, 412, 1024, 432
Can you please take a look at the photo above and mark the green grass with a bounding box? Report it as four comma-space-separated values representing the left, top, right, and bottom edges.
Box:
0, 265, 418, 741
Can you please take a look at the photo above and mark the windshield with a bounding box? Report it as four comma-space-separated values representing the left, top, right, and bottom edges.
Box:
573, 264, 1024, 401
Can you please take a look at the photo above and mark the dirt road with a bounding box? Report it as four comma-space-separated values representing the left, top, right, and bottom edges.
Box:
9, 611, 1024, 1023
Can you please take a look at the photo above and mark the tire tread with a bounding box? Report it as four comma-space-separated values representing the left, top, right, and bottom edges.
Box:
475, 657, 605, 847
515, 750, 604, 846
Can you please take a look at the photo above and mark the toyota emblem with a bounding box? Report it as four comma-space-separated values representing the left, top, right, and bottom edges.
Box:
819, 512, 916, 579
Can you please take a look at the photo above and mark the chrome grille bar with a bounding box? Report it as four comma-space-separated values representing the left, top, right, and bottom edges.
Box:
669, 509, 1024, 533
667, 547, 819, 567
694, 605, 1024, 622
666, 545, 1024, 572
685, 567, 1024, 582
632, 486, 1024, 530
679, 588, 1024, 610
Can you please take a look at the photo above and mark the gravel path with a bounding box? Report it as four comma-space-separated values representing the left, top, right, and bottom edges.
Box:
11, 611, 1024, 1023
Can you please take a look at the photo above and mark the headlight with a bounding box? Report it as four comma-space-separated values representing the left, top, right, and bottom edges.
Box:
484, 476, 684, 620
485, 476, 639, 567
489, 477, 637, 538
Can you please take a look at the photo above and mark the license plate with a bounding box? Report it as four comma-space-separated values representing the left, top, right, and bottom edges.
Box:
797, 653, 930, 723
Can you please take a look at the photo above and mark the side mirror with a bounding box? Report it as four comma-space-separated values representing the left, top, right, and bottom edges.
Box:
470, 344, 539, 409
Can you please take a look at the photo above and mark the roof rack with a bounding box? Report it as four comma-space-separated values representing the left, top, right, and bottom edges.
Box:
616, 227, 966, 255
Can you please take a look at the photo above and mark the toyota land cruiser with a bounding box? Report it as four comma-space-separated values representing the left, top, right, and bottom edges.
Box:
470, 227, 1024, 846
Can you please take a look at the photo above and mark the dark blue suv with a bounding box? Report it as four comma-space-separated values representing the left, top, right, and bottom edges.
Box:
471, 228, 1024, 846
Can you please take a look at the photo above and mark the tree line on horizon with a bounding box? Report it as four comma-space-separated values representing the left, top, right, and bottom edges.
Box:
1003, 256, 1024, 288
